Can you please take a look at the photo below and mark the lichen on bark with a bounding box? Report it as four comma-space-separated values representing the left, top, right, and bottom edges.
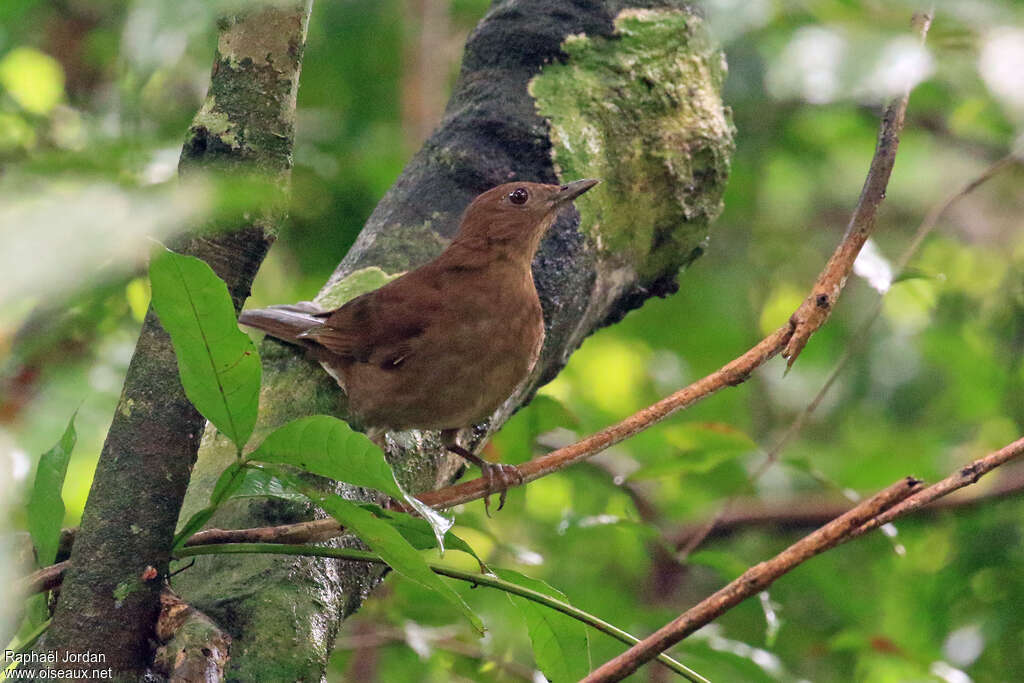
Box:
530, 7, 734, 283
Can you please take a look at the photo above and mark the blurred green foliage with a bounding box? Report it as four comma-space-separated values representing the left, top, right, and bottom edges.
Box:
3, 0, 1024, 680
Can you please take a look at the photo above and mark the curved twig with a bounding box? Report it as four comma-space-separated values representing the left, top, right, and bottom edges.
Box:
173, 542, 708, 683
678, 151, 1021, 556
781, 10, 933, 365
583, 435, 1024, 681
582, 477, 925, 681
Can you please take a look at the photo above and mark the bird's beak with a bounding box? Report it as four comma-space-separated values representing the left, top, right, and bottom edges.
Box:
554, 178, 600, 203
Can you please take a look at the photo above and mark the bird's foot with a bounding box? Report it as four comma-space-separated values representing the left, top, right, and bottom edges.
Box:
478, 462, 524, 517
444, 440, 522, 516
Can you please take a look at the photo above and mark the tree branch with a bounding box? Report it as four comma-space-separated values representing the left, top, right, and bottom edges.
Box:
677, 149, 1021, 556
585, 435, 1024, 681
850, 437, 1024, 539
31, 3, 313, 677
781, 10, 933, 365
670, 465, 1024, 547
582, 477, 927, 681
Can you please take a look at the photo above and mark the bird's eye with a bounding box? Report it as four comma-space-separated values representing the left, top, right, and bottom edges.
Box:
509, 187, 529, 205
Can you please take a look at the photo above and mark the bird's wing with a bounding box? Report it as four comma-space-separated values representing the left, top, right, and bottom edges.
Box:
238, 303, 328, 343
300, 280, 437, 366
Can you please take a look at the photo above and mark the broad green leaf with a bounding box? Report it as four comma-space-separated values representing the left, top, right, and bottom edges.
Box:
251, 415, 403, 498
228, 465, 309, 502
495, 568, 590, 683
250, 415, 451, 548
172, 460, 246, 549
149, 248, 261, 450
26, 413, 76, 567
359, 503, 485, 568
296, 482, 484, 635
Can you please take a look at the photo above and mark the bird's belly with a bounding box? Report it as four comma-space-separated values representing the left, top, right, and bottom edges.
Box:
344, 311, 542, 431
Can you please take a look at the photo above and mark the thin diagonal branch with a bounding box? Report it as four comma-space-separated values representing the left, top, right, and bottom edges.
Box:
851, 437, 1024, 538
584, 435, 1024, 681
782, 10, 933, 365
679, 150, 1020, 556
670, 464, 1024, 546
581, 478, 923, 682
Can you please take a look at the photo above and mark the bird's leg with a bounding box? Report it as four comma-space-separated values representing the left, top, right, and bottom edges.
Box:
441, 430, 522, 516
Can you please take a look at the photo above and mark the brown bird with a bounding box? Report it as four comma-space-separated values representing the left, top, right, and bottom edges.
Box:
239, 179, 599, 512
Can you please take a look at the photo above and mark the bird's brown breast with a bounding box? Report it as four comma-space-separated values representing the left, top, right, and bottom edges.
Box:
328, 256, 544, 432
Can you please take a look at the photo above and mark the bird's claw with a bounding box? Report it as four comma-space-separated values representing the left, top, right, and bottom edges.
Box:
442, 439, 522, 516
481, 463, 523, 517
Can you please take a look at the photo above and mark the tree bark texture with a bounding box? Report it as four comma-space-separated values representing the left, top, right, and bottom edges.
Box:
173, 0, 733, 679
31, 3, 313, 680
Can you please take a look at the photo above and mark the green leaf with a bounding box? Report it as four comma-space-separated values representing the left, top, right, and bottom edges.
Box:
149, 248, 261, 450
250, 415, 452, 549
251, 415, 403, 498
172, 460, 246, 549
228, 465, 309, 503
26, 413, 76, 567
309, 487, 485, 635
359, 503, 485, 568
495, 568, 590, 683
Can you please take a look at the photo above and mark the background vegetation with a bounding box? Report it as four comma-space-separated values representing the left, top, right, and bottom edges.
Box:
3, 0, 1023, 680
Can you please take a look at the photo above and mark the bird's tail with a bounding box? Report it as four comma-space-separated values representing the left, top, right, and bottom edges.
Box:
238, 303, 326, 345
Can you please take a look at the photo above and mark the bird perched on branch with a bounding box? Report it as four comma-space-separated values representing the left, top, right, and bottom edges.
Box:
239, 179, 599, 512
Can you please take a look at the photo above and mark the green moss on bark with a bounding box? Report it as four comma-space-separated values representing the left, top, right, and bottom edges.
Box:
530, 8, 734, 281
315, 266, 404, 310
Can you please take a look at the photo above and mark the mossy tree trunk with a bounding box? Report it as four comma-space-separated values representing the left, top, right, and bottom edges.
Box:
173, 1, 734, 679
30, 3, 314, 680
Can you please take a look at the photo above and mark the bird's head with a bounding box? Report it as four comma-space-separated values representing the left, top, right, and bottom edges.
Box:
455, 179, 600, 257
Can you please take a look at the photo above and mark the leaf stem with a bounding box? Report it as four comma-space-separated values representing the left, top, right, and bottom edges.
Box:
175, 543, 707, 682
